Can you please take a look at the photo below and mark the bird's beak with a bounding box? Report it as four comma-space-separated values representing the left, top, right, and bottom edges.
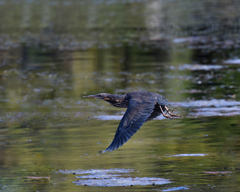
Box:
83, 95, 99, 98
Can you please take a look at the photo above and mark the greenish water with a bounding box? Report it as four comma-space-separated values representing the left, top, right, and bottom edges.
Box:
1, 49, 240, 191
1, 0, 240, 192
1, 113, 240, 191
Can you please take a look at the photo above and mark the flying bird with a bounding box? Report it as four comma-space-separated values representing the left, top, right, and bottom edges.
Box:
83, 91, 181, 153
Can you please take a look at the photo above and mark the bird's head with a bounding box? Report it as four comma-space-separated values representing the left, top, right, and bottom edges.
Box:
83, 93, 128, 107
83, 93, 114, 101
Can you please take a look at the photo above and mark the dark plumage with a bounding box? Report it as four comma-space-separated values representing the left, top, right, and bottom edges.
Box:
83, 91, 181, 153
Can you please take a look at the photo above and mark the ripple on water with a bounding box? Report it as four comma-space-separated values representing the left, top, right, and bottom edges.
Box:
58, 168, 171, 187
177, 64, 225, 71
223, 59, 240, 64
94, 115, 123, 120
165, 154, 208, 157
161, 186, 189, 191
174, 99, 240, 117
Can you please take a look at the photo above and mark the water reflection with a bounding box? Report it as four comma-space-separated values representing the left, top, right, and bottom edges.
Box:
1, 0, 240, 191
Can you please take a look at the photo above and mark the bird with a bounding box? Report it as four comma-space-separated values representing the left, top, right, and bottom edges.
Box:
83, 91, 181, 153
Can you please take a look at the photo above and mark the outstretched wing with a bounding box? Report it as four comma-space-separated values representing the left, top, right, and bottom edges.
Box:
101, 99, 155, 153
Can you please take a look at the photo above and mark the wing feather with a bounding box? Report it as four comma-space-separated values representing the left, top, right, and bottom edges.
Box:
101, 99, 155, 153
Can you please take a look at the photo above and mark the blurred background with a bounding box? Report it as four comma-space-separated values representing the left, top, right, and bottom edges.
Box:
1, 0, 240, 191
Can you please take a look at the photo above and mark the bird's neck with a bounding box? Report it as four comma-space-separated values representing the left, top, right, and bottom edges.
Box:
107, 94, 128, 108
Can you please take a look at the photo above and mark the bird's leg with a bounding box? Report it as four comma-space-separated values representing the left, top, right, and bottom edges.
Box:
159, 105, 175, 119
165, 106, 182, 117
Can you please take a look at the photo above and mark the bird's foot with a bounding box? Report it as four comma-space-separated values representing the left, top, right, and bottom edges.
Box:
165, 106, 182, 118
159, 106, 182, 119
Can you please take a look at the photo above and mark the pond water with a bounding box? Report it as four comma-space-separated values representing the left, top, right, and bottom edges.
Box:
1, 0, 240, 192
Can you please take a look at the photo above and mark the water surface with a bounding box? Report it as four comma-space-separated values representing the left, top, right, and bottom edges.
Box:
1, 0, 240, 192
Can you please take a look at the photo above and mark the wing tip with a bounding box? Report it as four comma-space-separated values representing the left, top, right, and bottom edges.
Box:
100, 130, 137, 153
99, 148, 112, 153
99, 150, 105, 153
100, 141, 119, 153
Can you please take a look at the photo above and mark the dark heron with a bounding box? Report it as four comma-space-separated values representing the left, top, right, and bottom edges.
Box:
83, 91, 181, 153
